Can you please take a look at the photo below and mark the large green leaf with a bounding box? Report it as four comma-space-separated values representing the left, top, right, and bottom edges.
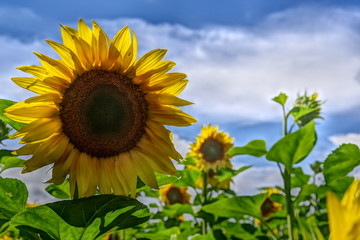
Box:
0, 178, 27, 220
227, 140, 267, 157
266, 121, 316, 169
11, 195, 150, 240
323, 144, 360, 198
0, 150, 25, 173
202, 194, 268, 219
0, 99, 26, 131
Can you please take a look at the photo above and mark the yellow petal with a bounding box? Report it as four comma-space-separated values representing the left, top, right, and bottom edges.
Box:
146, 93, 193, 106
158, 80, 188, 96
5, 105, 58, 124
135, 49, 167, 75
149, 105, 197, 126
16, 65, 48, 79
327, 191, 346, 240
20, 117, 62, 143
115, 153, 137, 197
33, 52, 73, 80
130, 150, 158, 189
46, 40, 84, 73
11, 77, 58, 95
112, 26, 131, 57
78, 19, 92, 44
60, 25, 78, 53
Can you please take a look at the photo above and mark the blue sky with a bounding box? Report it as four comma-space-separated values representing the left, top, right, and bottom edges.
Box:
1, 0, 360, 202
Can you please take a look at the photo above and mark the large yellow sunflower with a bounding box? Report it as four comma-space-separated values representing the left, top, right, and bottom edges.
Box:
188, 124, 233, 171
5, 19, 196, 198
159, 184, 191, 205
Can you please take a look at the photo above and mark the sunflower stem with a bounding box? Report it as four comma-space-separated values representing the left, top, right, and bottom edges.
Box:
282, 105, 295, 239
202, 171, 208, 235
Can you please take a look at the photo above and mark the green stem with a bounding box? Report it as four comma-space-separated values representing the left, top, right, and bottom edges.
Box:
202, 171, 208, 235
282, 105, 295, 239
284, 167, 295, 240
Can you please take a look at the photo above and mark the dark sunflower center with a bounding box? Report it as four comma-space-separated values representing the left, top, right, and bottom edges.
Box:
167, 187, 182, 204
60, 70, 148, 158
200, 138, 224, 163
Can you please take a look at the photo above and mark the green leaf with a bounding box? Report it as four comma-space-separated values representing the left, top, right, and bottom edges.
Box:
191, 232, 216, 240
227, 140, 267, 157
163, 204, 193, 217
214, 166, 252, 182
11, 195, 150, 240
136, 172, 179, 192
0, 99, 26, 131
323, 144, 360, 198
0, 178, 28, 220
0, 150, 25, 173
0, 120, 10, 144
202, 194, 268, 219
266, 121, 316, 169
272, 93, 288, 106
176, 169, 202, 188
45, 180, 71, 200
182, 156, 196, 166
291, 167, 310, 188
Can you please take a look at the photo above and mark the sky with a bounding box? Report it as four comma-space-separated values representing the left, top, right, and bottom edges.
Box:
1, 0, 360, 202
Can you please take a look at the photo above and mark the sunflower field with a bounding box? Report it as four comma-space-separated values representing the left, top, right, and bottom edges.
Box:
0, 20, 360, 240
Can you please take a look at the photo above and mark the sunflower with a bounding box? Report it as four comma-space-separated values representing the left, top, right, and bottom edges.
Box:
5, 19, 196, 198
188, 124, 233, 171
159, 184, 191, 205
260, 188, 282, 219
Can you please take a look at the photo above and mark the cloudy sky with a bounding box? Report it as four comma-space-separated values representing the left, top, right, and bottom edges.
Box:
1, 0, 360, 202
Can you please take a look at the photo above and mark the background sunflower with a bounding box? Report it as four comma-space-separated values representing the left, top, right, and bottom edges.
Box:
188, 124, 234, 172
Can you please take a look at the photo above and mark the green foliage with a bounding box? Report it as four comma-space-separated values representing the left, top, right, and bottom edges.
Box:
11, 195, 150, 240
45, 180, 71, 200
202, 194, 268, 219
266, 121, 316, 169
323, 144, 360, 198
272, 93, 288, 107
0, 150, 25, 173
215, 166, 252, 182
227, 139, 267, 157
0, 99, 26, 130
0, 178, 27, 220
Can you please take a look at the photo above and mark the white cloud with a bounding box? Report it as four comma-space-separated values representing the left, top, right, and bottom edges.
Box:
1, 7, 360, 123
232, 164, 283, 195
329, 133, 360, 147
172, 134, 191, 157
98, 8, 360, 123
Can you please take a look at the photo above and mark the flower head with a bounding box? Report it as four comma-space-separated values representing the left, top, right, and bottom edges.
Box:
188, 124, 233, 171
159, 184, 191, 205
5, 19, 196, 198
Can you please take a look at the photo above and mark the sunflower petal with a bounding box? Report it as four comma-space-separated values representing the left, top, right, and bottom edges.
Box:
131, 150, 158, 189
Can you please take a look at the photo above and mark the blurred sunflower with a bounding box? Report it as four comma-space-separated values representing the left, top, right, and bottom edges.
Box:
159, 184, 191, 205
188, 124, 233, 171
260, 188, 282, 219
5, 19, 196, 198
327, 180, 360, 240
